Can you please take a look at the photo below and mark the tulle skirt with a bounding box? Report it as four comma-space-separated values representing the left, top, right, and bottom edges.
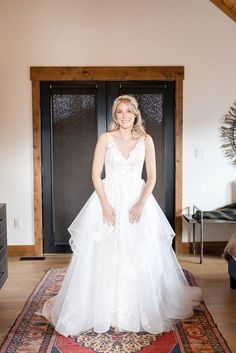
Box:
39, 177, 202, 336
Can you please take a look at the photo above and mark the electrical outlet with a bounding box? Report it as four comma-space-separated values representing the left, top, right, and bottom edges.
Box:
195, 148, 205, 159
14, 218, 22, 230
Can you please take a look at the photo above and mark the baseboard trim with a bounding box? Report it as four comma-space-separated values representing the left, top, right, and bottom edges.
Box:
177, 241, 228, 256
185, 241, 227, 256
7, 241, 228, 257
8, 245, 35, 257
177, 242, 191, 254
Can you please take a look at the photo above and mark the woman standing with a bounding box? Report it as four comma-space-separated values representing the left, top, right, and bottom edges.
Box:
38, 95, 201, 336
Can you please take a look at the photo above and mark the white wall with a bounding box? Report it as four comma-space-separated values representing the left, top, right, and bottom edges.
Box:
0, 0, 235, 245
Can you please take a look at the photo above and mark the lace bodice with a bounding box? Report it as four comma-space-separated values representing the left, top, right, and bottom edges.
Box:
104, 133, 145, 181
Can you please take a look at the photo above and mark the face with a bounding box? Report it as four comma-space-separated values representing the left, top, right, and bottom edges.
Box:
115, 102, 136, 129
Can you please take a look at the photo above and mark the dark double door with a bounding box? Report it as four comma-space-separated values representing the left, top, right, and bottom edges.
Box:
41, 81, 175, 253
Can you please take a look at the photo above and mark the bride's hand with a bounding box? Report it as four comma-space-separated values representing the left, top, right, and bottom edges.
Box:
129, 202, 145, 223
102, 202, 115, 226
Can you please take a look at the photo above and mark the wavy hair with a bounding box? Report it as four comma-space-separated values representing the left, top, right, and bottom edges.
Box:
108, 95, 146, 138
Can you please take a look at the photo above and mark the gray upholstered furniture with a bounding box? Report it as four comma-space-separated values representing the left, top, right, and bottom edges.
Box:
0, 203, 7, 289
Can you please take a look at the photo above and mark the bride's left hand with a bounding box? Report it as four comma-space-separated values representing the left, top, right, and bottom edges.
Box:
129, 202, 145, 223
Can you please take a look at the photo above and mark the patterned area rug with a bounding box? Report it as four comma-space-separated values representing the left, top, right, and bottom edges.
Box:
0, 269, 231, 353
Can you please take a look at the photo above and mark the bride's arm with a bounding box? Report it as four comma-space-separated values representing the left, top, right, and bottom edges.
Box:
91, 132, 107, 205
129, 134, 156, 223
92, 133, 115, 225
139, 134, 156, 203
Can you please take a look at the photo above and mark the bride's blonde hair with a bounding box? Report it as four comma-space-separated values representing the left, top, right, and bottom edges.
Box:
108, 95, 146, 138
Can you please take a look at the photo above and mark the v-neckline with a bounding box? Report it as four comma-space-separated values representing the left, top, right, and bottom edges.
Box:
108, 133, 142, 160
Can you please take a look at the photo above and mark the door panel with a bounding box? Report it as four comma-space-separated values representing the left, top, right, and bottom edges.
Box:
41, 83, 106, 253
41, 81, 175, 253
52, 93, 97, 245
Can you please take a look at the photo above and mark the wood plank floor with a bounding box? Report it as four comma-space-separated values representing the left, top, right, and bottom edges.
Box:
179, 254, 236, 353
0, 254, 235, 352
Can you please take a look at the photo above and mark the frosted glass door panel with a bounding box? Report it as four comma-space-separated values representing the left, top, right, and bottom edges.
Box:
52, 94, 97, 245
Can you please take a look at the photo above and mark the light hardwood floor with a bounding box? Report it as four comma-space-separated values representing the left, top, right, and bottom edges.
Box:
0, 254, 235, 352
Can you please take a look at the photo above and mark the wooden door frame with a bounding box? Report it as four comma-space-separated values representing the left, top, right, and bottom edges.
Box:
30, 66, 185, 256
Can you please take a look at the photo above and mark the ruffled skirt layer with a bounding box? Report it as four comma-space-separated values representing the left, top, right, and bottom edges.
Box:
39, 178, 202, 336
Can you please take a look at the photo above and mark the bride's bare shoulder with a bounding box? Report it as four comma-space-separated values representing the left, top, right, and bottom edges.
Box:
143, 133, 153, 143
101, 131, 117, 138
143, 134, 155, 151
99, 132, 110, 140
96, 133, 110, 149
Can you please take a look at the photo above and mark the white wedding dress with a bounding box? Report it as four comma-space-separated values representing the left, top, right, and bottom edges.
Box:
39, 133, 201, 336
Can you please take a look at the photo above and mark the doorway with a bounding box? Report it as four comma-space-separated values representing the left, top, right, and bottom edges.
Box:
31, 66, 184, 256
41, 81, 175, 253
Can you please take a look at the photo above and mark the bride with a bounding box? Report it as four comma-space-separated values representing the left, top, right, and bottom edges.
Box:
37, 95, 202, 336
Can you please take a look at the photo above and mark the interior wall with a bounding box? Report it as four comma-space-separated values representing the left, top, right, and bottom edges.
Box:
0, 0, 236, 246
